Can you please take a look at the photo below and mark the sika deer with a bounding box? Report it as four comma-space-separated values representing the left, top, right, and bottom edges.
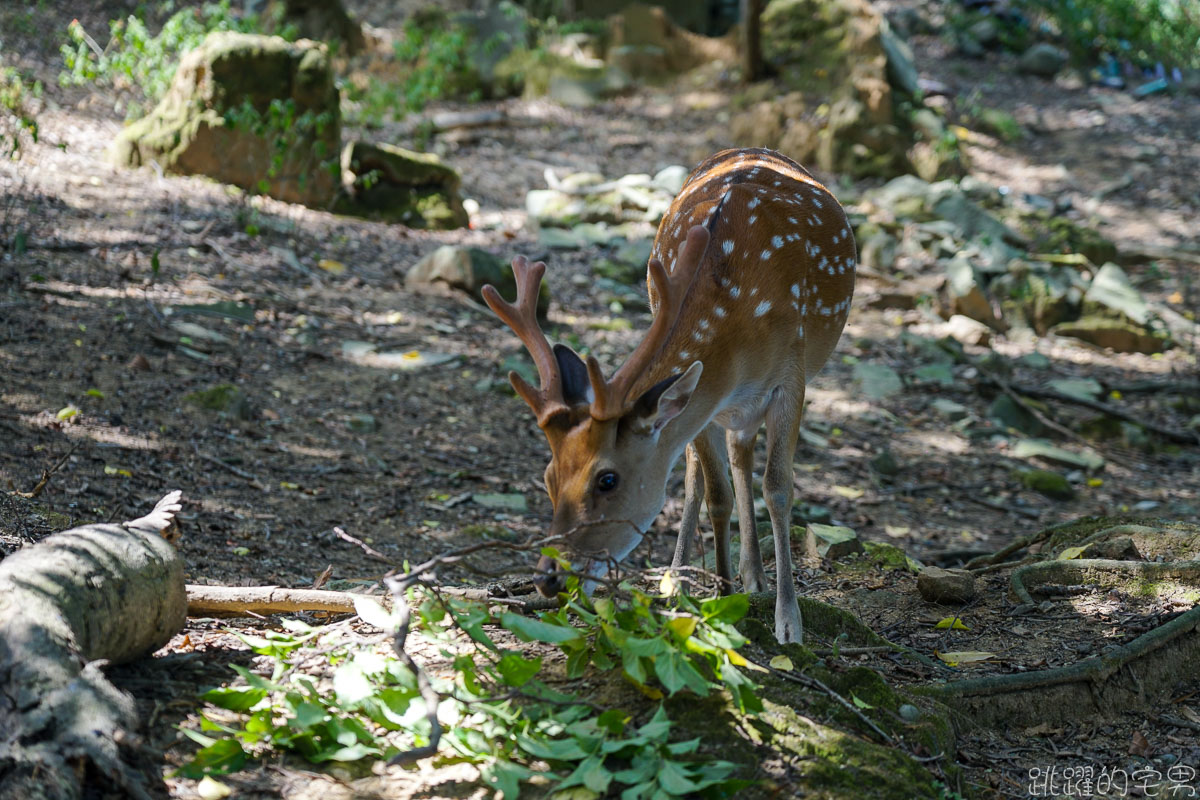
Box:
483, 148, 856, 643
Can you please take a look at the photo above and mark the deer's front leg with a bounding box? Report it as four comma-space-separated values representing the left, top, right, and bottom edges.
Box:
672, 443, 703, 570
728, 427, 768, 594
763, 382, 805, 644
694, 425, 733, 592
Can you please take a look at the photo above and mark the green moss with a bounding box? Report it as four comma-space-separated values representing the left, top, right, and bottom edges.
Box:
1027, 213, 1118, 265
1051, 315, 1168, 354
1014, 468, 1076, 500
861, 541, 923, 573
184, 383, 253, 419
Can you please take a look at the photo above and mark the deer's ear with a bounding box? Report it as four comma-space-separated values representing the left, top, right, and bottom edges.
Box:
553, 343, 593, 406
629, 361, 703, 437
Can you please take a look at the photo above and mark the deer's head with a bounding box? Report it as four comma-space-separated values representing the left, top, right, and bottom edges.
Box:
482, 227, 712, 595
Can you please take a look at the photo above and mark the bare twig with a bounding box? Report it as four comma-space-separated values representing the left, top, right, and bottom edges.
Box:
1009, 382, 1200, 445
963, 494, 1041, 520
192, 443, 267, 490
332, 526, 394, 564
748, 656, 895, 745
7, 440, 81, 498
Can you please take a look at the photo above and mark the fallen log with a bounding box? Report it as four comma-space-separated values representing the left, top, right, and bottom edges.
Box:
0, 491, 186, 800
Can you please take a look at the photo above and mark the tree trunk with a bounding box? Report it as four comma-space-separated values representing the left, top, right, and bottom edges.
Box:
741, 0, 764, 82
0, 492, 186, 800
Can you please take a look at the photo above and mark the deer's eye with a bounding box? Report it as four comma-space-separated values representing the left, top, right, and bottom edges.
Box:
595, 471, 619, 493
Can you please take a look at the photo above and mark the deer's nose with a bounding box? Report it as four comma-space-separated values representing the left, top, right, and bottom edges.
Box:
533, 554, 565, 597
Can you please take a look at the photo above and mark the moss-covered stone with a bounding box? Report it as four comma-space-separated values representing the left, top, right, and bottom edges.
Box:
334, 142, 468, 229
184, 383, 254, 420
1028, 213, 1118, 265
1052, 315, 1167, 354
109, 32, 340, 207
1014, 468, 1076, 500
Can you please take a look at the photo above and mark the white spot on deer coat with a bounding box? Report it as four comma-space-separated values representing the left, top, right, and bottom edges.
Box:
729, 286, 741, 298
771, 235, 784, 248
723, 239, 735, 255
754, 300, 772, 316
714, 306, 727, 318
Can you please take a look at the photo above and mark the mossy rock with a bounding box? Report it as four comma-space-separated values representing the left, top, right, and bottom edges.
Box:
1052, 315, 1167, 354
334, 142, 468, 229
109, 32, 340, 207
184, 383, 254, 420
657, 653, 957, 799
1028, 213, 1118, 265
1013, 468, 1075, 500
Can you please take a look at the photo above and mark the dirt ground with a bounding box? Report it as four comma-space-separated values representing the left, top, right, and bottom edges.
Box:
1, 1, 1199, 798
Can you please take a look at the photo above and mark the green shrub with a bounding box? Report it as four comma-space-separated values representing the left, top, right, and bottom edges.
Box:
1021, 0, 1200, 67
58, 1, 285, 117
0, 66, 40, 159
178, 577, 758, 797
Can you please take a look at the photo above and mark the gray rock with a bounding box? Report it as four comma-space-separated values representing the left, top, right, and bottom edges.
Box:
1084, 262, 1152, 325
929, 184, 1019, 244
931, 398, 968, 420
805, 524, 865, 561
946, 314, 993, 346
652, 165, 689, 196
880, 21, 920, 97
917, 566, 976, 604
870, 449, 901, 477
1018, 43, 1068, 77
967, 18, 999, 46
1080, 537, 1142, 560
406, 246, 549, 316
944, 258, 996, 326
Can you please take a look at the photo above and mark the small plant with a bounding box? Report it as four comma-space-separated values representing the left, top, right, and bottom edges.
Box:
180, 571, 758, 798
0, 66, 41, 159
223, 97, 339, 196
58, 1, 284, 117
342, 17, 514, 127
1020, 0, 1200, 68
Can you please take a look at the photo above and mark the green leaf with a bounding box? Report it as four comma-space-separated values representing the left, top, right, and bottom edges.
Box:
495, 652, 542, 687
201, 686, 267, 712
516, 733, 589, 762
353, 595, 395, 630
656, 759, 701, 795
178, 738, 246, 778
596, 709, 629, 736
699, 594, 749, 624
500, 612, 583, 644
311, 741, 381, 762
912, 362, 954, 385
853, 362, 903, 400
483, 759, 532, 800
851, 693, 875, 709
292, 701, 326, 730
625, 636, 667, 658
332, 661, 374, 707
636, 706, 671, 742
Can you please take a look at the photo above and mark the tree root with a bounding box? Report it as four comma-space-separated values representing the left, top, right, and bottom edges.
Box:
918, 603, 1200, 701
1010, 558, 1200, 606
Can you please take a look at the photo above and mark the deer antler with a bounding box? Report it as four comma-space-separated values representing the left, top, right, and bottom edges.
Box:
587, 225, 711, 420
482, 257, 568, 427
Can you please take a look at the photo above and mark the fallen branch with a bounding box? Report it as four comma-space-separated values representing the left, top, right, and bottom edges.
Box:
7, 440, 81, 499
185, 585, 384, 617
1010, 381, 1200, 445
